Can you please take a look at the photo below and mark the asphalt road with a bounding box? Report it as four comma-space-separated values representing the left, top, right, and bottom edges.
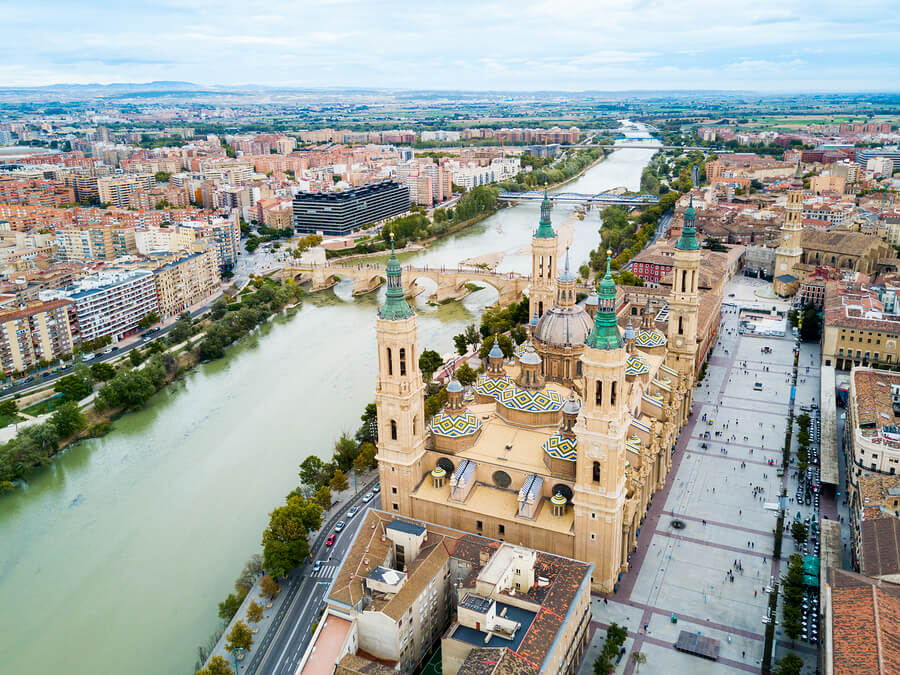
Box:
246, 489, 382, 675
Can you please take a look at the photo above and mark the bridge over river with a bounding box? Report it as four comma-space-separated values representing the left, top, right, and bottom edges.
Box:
497, 190, 659, 206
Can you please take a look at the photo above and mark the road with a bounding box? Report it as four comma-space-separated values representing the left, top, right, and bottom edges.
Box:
246, 488, 382, 675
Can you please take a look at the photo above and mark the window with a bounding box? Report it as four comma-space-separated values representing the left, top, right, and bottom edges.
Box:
399, 348, 406, 376
499, 524, 505, 535
577, 362, 582, 376
412, 416, 417, 436
595, 380, 603, 405
681, 269, 687, 292
611, 381, 617, 405
391, 419, 398, 440
387, 347, 393, 375
591, 533, 596, 540
476, 520, 483, 532
393, 502, 399, 511
591, 513, 596, 519
392, 486, 398, 494
593, 461, 601, 482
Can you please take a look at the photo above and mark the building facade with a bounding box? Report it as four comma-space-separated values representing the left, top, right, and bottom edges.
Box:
292, 181, 410, 236
0, 299, 73, 374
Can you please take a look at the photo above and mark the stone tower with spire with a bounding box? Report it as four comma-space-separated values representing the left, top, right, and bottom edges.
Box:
574, 251, 629, 592
666, 195, 701, 420
530, 187, 558, 320
774, 166, 804, 297
375, 235, 427, 515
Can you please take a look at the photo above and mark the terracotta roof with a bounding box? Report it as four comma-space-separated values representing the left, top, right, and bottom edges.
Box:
861, 518, 900, 578
827, 568, 900, 674
335, 652, 396, 675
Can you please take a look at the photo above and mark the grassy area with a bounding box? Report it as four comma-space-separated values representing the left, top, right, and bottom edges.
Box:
21, 394, 66, 417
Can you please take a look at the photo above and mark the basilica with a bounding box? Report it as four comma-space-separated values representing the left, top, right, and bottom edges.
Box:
375, 193, 703, 592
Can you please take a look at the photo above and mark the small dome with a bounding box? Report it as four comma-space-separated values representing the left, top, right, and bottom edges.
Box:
518, 342, 542, 366
447, 379, 462, 393
584, 291, 599, 307
624, 322, 637, 341
533, 306, 593, 347
529, 310, 539, 327
563, 392, 581, 415
489, 340, 503, 360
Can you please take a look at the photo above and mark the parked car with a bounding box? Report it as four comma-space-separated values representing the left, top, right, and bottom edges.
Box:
81, 353, 95, 361
325, 534, 336, 546
362, 492, 374, 503
335, 521, 346, 532
372, 483, 381, 493
347, 506, 359, 519
102, 347, 114, 355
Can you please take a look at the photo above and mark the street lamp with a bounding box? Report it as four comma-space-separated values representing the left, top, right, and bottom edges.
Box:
232, 646, 244, 674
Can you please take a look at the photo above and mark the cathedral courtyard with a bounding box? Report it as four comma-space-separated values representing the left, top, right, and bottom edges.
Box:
582, 279, 822, 674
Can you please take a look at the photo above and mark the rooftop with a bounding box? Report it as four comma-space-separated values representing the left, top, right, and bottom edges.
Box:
300, 614, 352, 675
860, 518, 900, 579
851, 368, 900, 446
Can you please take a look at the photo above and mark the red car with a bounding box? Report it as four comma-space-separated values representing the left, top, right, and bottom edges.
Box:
325, 534, 336, 546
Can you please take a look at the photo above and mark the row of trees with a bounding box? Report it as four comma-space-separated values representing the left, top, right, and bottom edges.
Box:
592, 622, 628, 674
0, 402, 87, 485
515, 147, 606, 188
787, 304, 821, 342
781, 553, 807, 643
796, 412, 812, 473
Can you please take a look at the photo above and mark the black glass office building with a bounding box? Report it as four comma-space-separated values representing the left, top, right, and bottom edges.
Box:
292, 181, 410, 236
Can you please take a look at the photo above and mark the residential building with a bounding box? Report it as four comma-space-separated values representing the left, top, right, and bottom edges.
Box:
41, 269, 158, 343
176, 216, 241, 270
0, 299, 73, 374
300, 511, 592, 675
867, 157, 895, 176
856, 147, 900, 168
292, 181, 410, 236
97, 174, 155, 208
56, 224, 138, 261
822, 284, 900, 369
148, 248, 220, 318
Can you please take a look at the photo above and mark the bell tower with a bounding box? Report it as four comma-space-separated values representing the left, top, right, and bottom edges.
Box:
375, 235, 426, 516
574, 252, 628, 592
774, 177, 804, 297
530, 187, 558, 320
667, 194, 701, 413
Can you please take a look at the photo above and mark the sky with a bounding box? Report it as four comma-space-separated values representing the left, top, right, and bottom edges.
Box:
1, 0, 898, 91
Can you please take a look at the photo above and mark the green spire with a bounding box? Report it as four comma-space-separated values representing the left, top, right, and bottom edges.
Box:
379, 234, 414, 320
676, 193, 700, 251
535, 186, 555, 238
586, 250, 624, 350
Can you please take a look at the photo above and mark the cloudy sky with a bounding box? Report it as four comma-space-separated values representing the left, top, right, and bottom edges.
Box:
1, 0, 898, 90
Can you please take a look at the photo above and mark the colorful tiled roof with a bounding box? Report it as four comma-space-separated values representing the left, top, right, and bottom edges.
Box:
497, 386, 565, 413
429, 412, 482, 438
542, 434, 577, 461
473, 375, 512, 398
514, 343, 527, 359
642, 392, 664, 408
635, 329, 667, 348
625, 354, 649, 376
630, 419, 651, 433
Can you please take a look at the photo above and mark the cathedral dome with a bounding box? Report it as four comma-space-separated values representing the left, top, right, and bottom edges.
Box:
533, 305, 593, 347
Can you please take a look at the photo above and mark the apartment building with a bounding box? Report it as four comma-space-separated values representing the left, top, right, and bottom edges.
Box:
42, 269, 158, 343
292, 181, 410, 236
147, 248, 221, 318
300, 511, 592, 675
56, 224, 138, 261
175, 216, 241, 269
199, 159, 253, 185
97, 173, 156, 208
822, 282, 900, 370
0, 299, 74, 374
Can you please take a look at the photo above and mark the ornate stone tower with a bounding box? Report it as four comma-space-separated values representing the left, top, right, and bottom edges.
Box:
530, 188, 558, 320
774, 178, 804, 297
574, 252, 628, 593
375, 236, 426, 516
667, 196, 701, 420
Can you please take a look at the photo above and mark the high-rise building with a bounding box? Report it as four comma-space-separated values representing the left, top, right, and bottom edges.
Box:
292, 181, 410, 236
0, 300, 74, 374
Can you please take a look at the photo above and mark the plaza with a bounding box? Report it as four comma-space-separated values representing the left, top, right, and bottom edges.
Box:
581, 276, 843, 675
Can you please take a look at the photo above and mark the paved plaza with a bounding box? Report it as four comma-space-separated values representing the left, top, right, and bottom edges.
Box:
581, 279, 842, 675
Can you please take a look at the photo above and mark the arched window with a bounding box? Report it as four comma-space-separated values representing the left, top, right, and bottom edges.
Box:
538, 301, 544, 316
678, 316, 684, 335
595, 380, 603, 405
390, 419, 398, 440
592, 461, 601, 482
610, 381, 617, 405
548, 256, 552, 278
681, 269, 687, 292
387, 347, 393, 375
399, 348, 406, 376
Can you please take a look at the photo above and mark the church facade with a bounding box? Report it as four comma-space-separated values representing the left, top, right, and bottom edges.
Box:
375, 196, 703, 593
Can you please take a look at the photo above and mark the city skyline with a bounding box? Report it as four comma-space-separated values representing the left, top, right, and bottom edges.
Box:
2, 0, 899, 91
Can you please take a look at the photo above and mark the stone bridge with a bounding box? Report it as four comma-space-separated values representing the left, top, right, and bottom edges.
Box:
282, 262, 531, 305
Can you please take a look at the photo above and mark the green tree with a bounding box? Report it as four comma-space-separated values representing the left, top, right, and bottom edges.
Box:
246, 600, 264, 624
50, 402, 86, 438
418, 349, 443, 383
259, 575, 280, 601
463, 323, 481, 347
261, 495, 322, 578
137, 311, 160, 329
225, 620, 253, 652
154, 171, 172, 183
168, 313, 194, 344
0, 399, 17, 418
314, 484, 332, 510
196, 655, 234, 675
631, 651, 647, 674
774, 653, 804, 675
54, 374, 92, 402
353, 442, 377, 473
299, 456, 332, 489
332, 434, 357, 472
90, 362, 116, 382
800, 304, 821, 342
329, 469, 349, 493
456, 363, 477, 386
453, 333, 469, 356
218, 589, 247, 622
129, 348, 145, 367
791, 521, 808, 547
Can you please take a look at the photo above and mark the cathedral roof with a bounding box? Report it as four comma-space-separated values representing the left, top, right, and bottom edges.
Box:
496, 386, 565, 413
635, 328, 667, 348
625, 354, 650, 376
533, 305, 593, 348
473, 375, 512, 398
534, 187, 556, 239
542, 434, 577, 461
429, 412, 482, 438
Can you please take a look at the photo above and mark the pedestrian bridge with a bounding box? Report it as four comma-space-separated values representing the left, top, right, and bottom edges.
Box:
498, 190, 659, 206
282, 262, 531, 305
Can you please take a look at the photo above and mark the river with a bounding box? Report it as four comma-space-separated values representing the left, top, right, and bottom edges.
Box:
0, 127, 659, 674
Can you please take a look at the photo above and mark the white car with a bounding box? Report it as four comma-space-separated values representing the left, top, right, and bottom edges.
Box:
362, 492, 374, 503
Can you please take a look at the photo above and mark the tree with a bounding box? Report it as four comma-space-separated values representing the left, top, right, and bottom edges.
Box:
332, 434, 357, 472
218, 590, 247, 622
262, 495, 322, 578
774, 653, 804, 675
246, 600, 264, 624
54, 374, 92, 402
168, 313, 194, 344
196, 655, 234, 675
800, 304, 821, 342
129, 348, 145, 367
463, 323, 481, 347
137, 311, 160, 329
418, 349, 443, 383
90, 362, 116, 382
225, 620, 253, 652
259, 575, 280, 601
631, 651, 647, 674
353, 442, 377, 474
453, 333, 468, 356
314, 484, 332, 510
329, 469, 349, 493
298, 455, 331, 489
791, 521, 808, 547
50, 402, 86, 438
456, 363, 477, 386
0, 399, 17, 418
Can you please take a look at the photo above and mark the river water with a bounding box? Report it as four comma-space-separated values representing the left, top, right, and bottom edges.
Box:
0, 129, 658, 674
